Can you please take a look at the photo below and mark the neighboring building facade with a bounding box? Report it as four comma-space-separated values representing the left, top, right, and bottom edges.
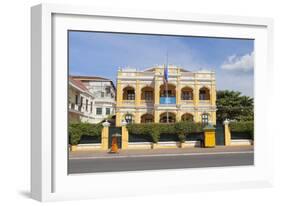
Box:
115, 65, 216, 126
71, 76, 116, 124
68, 77, 96, 123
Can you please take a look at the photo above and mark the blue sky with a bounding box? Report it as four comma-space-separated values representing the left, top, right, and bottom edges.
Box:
69, 31, 254, 97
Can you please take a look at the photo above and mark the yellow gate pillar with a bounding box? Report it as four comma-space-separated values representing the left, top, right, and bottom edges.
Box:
223, 120, 231, 146
101, 121, 110, 150
121, 120, 129, 149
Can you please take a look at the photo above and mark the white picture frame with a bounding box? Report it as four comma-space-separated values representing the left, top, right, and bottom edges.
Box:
31, 3, 274, 202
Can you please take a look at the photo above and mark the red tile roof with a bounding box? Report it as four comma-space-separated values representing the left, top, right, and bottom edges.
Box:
69, 77, 88, 92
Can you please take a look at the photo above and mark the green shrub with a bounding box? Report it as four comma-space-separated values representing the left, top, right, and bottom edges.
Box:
150, 128, 160, 143
229, 121, 254, 138
69, 123, 102, 145
127, 122, 204, 143
177, 133, 186, 143
69, 125, 82, 145
175, 121, 203, 142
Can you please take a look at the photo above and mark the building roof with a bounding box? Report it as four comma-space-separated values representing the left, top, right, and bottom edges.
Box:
143, 65, 190, 72
71, 75, 116, 90
69, 77, 89, 92
71, 75, 112, 82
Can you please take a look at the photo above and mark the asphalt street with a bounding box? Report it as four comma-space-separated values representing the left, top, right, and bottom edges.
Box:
68, 151, 254, 174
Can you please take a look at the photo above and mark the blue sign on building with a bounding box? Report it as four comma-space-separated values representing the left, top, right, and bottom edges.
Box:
160, 97, 176, 104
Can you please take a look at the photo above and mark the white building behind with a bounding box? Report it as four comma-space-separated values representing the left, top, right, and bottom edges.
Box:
71, 76, 116, 124
68, 77, 96, 123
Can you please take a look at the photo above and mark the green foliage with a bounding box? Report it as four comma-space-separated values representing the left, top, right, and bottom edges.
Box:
127, 122, 203, 143
177, 133, 186, 143
229, 121, 254, 138
69, 123, 102, 145
150, 128, 160, 143
216, 90, 254, 123
69, 125, 82, 145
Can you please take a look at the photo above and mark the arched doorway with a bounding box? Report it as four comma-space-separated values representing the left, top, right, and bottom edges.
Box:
141, 113, 154, 123
181, 113, 194, 121
160, 112, 176, 123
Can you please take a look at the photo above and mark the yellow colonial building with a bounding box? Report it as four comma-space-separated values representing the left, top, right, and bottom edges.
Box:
115, 65, 216, 126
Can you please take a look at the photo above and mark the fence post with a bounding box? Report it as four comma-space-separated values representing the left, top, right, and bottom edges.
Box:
121, 120, 128, 149
223, 120, 231, 146
101, 121, 110, 150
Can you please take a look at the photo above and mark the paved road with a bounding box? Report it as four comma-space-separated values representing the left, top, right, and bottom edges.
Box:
68, 151, 254, 174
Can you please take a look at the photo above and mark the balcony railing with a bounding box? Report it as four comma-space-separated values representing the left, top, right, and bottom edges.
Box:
141, 99, 154, 104
122, 100, 135, 105
160, 97, 176, 104
69, 103, 83, 113
199, 100, 211, 104
180, 100, 194, 104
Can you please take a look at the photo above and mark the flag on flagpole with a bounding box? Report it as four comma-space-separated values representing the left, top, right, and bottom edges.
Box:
163, 64, 169, 84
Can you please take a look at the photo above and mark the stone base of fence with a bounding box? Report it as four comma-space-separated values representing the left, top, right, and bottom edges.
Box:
230, 139, 253, 146
69, 144, 102, 151
127, 141, 202, 149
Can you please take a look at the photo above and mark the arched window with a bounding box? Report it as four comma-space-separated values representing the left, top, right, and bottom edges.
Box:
141, 86, 154, 101
123, 86, 135, 100
160, 112, 176, 123
181, 87, 193, 100
199, 87, 210, 100
181, 113, 194, 121
141, 114, 154, 123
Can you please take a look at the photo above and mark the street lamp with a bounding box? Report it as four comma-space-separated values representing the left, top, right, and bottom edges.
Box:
121, 119, 127, 126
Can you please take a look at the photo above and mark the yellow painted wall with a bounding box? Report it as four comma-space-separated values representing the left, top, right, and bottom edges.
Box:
115, 68, 216, 125
116, 112, 122, 127
122, 126, 129, 149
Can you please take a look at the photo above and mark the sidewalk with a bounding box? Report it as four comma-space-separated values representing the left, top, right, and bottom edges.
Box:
69, 145, 254, 159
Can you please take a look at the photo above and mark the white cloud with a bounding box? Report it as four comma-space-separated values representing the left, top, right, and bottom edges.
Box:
221, 52, 254, 72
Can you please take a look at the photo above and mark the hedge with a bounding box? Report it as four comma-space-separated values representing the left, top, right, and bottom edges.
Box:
69, 123, 102, 145
126, 122, 203, 143
229, 121, 254, 139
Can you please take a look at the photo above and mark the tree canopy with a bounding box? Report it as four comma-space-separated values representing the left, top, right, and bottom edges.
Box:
216, 90, 254, 123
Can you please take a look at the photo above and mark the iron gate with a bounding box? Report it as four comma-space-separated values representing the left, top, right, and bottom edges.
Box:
215, 123, 225, 145
108, 126, 122, 149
